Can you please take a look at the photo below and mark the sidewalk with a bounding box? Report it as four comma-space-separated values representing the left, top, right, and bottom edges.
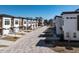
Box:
0, 26, 55, 53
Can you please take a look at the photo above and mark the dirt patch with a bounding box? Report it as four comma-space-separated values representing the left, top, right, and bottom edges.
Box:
0, 45, 8, 47
16, 33, 25, 35
24, 30, 32, 32
50, 41, 79, 53
51, 46, 65, 53
1, 36, 19, 41
51, 46, 74, 53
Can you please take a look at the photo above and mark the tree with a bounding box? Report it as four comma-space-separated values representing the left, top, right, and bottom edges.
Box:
35, 17, 43, 26
48, 19, 53, 26
44, 19, 48, 26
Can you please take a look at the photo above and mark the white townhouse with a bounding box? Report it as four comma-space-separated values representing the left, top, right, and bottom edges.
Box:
27, 19, 32, 30
26, 17, 38, 30
34, 17, 39, 28
23, 18, 27, 30
0, 14, 21, 35
54, 16, 64, 35
31, 19, 37, 30
41, 20, 44, 26
13, 17, 20, 33
30, 19, 34, 30
35, 19, 38, 29
19, 17, 23, 31
19, 17, 27, 31
61, 9, 79, 40
35, 19, 39, 29
0, 14, 13, 35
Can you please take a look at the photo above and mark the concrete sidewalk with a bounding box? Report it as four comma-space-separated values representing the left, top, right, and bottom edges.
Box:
0, 26, 55, 53
0, 40, 13, 46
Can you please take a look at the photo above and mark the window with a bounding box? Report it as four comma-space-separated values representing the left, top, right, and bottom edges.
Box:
66, 17, 69, 19
70, 17, 76, 19
66, 17, 76, 19
66, 32, 69, 38
73, 17, 76, 19
73, 32, 76, 38
5, 19, 10, 25
15, 20, 18, 24
70, 17, 73, 19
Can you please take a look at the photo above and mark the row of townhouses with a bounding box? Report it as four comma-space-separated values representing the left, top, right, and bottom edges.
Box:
0, 14, 44, 35
53, 9, 79, 41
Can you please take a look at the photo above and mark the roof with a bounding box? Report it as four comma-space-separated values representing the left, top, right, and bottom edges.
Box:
17, 16, 26, 19
61, 11, 79, 15
26, 17, 35, 21
54, 16, 62, 19
0, 14, 27, 19
0, 14, 14, 17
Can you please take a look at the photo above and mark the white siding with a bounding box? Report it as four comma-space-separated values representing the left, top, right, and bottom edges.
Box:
14, 18, 19, 27
3, 29, 10, 35
14, 18, 19, 32
28, 20, 31, 27
2, 17, 11, 35
14, 28, 19, 33
23, 19, 27, 27
62, 13, 79, 40
54, 17, 63, 35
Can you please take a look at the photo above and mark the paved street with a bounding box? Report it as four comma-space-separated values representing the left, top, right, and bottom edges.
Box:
0, 26, 55, 53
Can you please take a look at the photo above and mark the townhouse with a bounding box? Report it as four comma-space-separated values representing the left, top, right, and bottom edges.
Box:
0, 14, 22, 35
35, 19, 39, 28
61, 9, 79, 40
19, 17, 27, 31
26, 17, 39, 30
41, 20, 44, 26
54, 16, 64, 36
12, 17, 27, 33
0, 14, 43, 35
0, 14, 28, 35
26, 17, 33, 30
0, 14, 13, 35
11, 17, 20, 33
31, 19, 35, 30
23, 18, 27, 30
31, 19, 38, 30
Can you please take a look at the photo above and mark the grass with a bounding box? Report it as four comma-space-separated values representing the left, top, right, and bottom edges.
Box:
2, 36, 19, 41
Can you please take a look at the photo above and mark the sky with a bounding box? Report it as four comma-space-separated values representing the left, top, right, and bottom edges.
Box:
0, 5, 79, 20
